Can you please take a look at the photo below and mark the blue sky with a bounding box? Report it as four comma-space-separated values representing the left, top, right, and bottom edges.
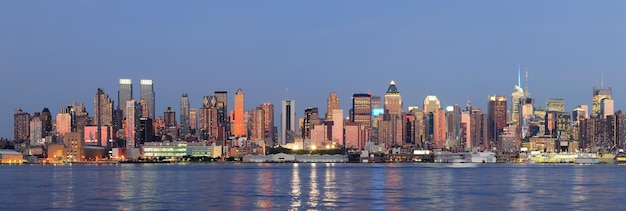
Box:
1, 1, 625, 139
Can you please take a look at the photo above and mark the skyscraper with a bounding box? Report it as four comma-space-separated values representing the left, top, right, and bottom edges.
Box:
250, 108, 265, 141
259, 103, 275, 146
423, 95, 441, 146
592, 86, 612, 118
41, 108, 52, 136
326, 92, 340, 120
56, 108, 71, 137
199, 96, 219, 141
164, 107, 176, 127
180, 93, 190, 135
488, 95, 507, 151
94, 88, 114, 149
546, 98, 565, 112
140, 98, 149, 118
232, 89, 247, 137
189, 108, 198, 131
30, 114, 42, 146
351, 93, 372, 127
381, 80, 403, 146
118, 79, 132, 113
302, 107, 320, 139
214, 91, 229, 137
140, 79, 155, 119
125, 99, 137, 148
331, 109, 344, 145
281, 99, 296, 145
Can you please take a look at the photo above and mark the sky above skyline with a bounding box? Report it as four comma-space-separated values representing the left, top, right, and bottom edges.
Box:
1, 1, 626, 139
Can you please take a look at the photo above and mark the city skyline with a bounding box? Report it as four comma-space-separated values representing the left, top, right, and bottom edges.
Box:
2, 1, 626, 138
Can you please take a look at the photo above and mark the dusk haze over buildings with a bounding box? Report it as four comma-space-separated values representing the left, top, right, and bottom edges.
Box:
4, 1, 626, 210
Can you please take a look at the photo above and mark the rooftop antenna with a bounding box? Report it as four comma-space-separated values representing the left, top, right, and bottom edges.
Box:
524, 67, 529, 98
601, 72, 604, 89
517, 64, 521, 87
285, 88, 289, 100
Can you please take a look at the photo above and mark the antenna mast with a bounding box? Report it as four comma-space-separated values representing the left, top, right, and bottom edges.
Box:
524, 68, 529, 98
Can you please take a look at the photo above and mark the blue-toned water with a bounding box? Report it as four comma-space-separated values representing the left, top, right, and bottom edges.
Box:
0, 163, 624, 210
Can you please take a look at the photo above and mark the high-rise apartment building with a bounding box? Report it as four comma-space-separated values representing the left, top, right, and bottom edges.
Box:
140, 79, 155, 119
445, 105, 462, 149
56, 108, 72, 137
250, 108, 265, 141
281, 99, 296, 145
94, 88, 114, 148
189, 108, 198, 131
13, 109, 30, 143
180, 93, 190, 135
199, 96, 219, 141
259, 103, 275, 146
601, 98, 615, 118
232, 89, 247, 137
125, 99, 137, 148
118, 79, 132, 113
140, 98, 149, 118
326, 92, 340, 120
488, 95, 507, 151
30, 115, 42, 146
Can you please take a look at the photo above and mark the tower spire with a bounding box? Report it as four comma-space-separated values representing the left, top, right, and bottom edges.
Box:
285, 88, 289, 100
524, 68, 529, 98
517, 64, 521, 87
601, 72, 604, 89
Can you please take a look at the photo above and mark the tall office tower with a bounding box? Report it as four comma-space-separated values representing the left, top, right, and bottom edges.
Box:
410, 108, 425, 148
461, 109, 471, 150
68, 102, 90, 132
94, 88, 114, 148
381, 80, 403, 146
281, 99, 296, 145
384, 81, 403, 115
140, 98, 149, 118
331, 109, 344, 145
511, 88, 524, 124
13, 109, 30, 143
232, 89, 247, 137
164, 107, 176, 127
510, 67, 524, 123
601, 98, 615, 118
546, 98, 565, 112
370, 95, 382, 109
41, 108, 52, 136
118, 79, 132, 112
125, 99, 137, 148
592, 87, 612, 118
302, 107, 320, 139
259, 103, 275, 146
488, 95, 507, 151
200, 96, 220, 141
445, 105, 462, 149
423, 95, 441, 146
351, 93, 372, 126
180, 93, 190, 135
140, 79, 155, 120
189, 108, 198, 131
214, 91, 229, 136
30, 114, 42, 146
250, 108, 265, 141
56, 108, 72, 137
325, 92, 340, 120
138, 117, 154, 144
470, 109, 489, 150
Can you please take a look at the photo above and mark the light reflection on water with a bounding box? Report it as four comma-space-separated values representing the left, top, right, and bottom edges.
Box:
1, 164, 626, 210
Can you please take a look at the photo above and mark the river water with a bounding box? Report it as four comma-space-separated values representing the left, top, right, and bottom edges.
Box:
0, 163, 624, 210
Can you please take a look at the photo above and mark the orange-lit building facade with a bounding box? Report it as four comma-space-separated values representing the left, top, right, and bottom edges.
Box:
232, 89, 247, 137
